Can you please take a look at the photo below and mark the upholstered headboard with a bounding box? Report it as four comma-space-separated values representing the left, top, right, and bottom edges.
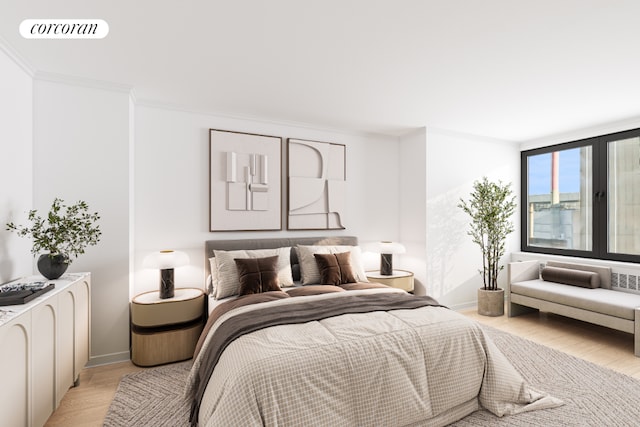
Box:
205, 236, 358, 281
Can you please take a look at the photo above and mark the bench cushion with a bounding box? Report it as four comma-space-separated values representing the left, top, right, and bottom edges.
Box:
511, 279, 640, 321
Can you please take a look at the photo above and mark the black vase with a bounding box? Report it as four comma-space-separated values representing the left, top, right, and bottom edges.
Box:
37, 253, 69, 280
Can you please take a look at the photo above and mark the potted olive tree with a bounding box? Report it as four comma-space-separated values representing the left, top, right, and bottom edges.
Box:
7, 198, 102, 279
458, 177, 516, 316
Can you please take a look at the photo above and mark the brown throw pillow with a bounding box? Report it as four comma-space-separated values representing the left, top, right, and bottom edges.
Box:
313, 252, 357, 286
235, 255, 281, 296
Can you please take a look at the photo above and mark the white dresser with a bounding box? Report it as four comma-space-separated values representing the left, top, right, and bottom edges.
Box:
0, 273, 91, 427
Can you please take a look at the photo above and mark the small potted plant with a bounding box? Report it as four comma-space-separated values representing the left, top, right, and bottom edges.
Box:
6, 198, 102, 279
458, 177, 516, 316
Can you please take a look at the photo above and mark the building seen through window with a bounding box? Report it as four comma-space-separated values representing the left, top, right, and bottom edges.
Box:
527, 147, 592, 251
522, 129, 640, 262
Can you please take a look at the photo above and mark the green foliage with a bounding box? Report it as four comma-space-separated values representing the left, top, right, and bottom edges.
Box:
458, 177, 516, 290
6, 198, 101, 264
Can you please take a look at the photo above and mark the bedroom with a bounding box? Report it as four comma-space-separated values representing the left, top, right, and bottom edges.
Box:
1, 1, 640, 426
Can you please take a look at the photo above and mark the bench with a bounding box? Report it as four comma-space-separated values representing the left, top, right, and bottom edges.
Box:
507, 259, 640, 357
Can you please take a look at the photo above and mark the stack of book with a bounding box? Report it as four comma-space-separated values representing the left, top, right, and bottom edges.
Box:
0, 281, 55, 306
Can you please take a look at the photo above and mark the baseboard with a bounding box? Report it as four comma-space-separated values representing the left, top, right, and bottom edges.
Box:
87, 350, 131, 367
450, 301, 479, 311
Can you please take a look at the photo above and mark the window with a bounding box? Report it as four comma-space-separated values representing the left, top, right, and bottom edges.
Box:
522, 128, 640, 263
608, 135, 640, 257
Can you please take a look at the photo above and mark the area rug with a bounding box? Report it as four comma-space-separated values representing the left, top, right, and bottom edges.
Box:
103, 326, 640, 426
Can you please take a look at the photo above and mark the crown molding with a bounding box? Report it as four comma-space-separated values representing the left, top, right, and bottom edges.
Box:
134, 97, 397, 140
0, 35, 401, 140
128, 87, 138, 104
0, 35, 36, 76
34, 70, 134, 94
0, 34, 133, 94
0, 35, 402, 140
425, 126, 516, 146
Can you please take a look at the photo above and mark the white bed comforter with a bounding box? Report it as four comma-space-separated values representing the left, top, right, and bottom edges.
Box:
186, 289, 562, 426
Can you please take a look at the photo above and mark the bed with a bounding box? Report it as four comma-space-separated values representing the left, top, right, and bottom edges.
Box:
186, 236, 562, 426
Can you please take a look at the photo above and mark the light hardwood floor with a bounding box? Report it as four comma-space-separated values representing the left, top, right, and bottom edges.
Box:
461, 307, 640, 379
45, 307, 640, 426
45, 361, 143, 427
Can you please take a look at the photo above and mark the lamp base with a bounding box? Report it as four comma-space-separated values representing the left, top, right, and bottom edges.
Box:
159, 268, 175, 299
380, 254, 393, 276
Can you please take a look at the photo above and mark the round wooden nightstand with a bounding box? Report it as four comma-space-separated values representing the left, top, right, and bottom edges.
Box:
130, 288, 205, 367
366, 270, 414, 292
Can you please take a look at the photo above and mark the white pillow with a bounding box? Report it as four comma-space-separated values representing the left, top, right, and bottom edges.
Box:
207, 257, 218, 295
296, 245, 368, 285
206, 274, 214, 295
213, 247, 293, 299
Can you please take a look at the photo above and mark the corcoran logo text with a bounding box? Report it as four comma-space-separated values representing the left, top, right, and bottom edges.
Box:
20, 19, 109, 39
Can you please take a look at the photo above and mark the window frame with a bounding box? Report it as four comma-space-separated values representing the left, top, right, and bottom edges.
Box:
521, 127, 640, 264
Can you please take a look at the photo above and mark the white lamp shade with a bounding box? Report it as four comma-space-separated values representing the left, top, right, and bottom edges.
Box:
143, 250, 189, 269
370, 241, 406, 255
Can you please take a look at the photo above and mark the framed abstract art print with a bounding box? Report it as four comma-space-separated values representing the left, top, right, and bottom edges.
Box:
209, 129, 282, 231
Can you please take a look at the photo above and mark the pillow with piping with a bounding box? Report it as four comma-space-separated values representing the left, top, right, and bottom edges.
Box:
296, 245, 368, 285
314, 252, 357, 286
234, 255, 281, 296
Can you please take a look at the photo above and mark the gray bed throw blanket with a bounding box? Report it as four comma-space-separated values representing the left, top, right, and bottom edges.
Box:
187, 289, 563, 426
189, 292, 444, 425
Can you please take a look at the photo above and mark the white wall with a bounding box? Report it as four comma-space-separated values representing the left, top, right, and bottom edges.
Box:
425, 128, 520, 309
133, 104, 401, 296
0, 47, 33, 283
398, 128, 427, 295
1, 46, 528, 362
33, 78, 131, 365
0, 55, 521, 361
3, 75, 401, 364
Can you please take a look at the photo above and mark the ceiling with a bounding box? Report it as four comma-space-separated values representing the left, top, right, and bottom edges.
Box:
2, 0, 640, 141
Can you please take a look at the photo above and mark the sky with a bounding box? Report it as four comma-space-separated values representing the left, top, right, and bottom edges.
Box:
528, 147, 582, 195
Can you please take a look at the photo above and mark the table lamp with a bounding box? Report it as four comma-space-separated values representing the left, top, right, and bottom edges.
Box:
371, 241, 406, 276
143, 250, 189, 299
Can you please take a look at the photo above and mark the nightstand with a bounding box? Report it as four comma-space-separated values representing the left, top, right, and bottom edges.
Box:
130, 288, 205, 367
366, 270, 414, 292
